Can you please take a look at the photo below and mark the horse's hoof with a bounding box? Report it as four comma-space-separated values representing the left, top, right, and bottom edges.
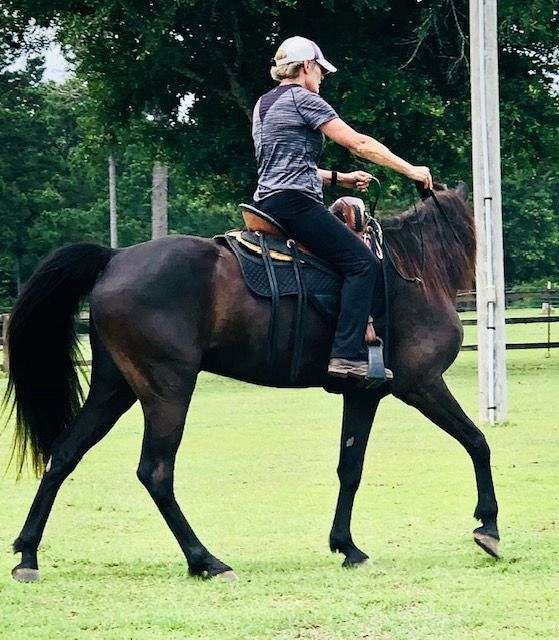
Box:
473, 531, 500, 558
342, 557, 369, 569
12, 567, 40, 583
213, 570, 238, 582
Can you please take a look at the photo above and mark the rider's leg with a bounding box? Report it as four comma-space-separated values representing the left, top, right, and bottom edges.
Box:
256, 190, 381, 363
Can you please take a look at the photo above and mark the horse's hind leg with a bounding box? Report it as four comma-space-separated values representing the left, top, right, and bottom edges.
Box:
12, 343, 136, 582
395, 377, 500, 558
136, 371, 235, 580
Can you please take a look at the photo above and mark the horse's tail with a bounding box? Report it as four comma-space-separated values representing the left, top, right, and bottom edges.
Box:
3, 243, 116, 476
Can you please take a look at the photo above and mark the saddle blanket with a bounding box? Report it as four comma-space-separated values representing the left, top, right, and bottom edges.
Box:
217, 230, 344, 320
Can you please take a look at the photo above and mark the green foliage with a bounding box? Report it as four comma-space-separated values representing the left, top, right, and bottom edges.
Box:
0, 69, 109, 302
502, 169, 559, 284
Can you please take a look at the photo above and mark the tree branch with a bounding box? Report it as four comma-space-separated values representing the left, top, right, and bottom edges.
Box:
174, 64, 252, 122
222, 65, 252, 122
399, 10, 435, 69
447, 0, 469, 78
231, 12, 243, 72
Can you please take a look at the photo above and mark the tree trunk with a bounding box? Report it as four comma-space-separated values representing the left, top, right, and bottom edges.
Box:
108, 154, 118, 248
2, 314, 10, 372
151, 161, 168, 239
14, 253, 22, 295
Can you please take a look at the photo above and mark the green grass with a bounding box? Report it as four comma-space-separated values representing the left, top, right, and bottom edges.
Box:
0, 320, 557, 639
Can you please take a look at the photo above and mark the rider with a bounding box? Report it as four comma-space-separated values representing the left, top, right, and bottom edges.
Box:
252, 36, 432, 379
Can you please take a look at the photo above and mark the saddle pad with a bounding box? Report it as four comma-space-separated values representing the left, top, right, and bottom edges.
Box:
216, 233, 343, 320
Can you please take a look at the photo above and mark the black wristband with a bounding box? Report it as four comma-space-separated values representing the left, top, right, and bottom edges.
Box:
331, 170, 337, 187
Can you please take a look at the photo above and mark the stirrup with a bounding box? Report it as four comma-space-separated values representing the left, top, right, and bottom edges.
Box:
362, 338, 393, 389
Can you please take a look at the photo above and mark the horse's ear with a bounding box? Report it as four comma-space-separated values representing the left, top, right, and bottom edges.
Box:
455, 181, 469, 201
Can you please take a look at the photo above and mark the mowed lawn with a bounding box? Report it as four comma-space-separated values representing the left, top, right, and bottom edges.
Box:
0, 317, 557, 639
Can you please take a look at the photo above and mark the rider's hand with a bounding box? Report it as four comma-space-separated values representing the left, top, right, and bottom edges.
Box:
407, 165, 433, 190
343, 170, 373, 192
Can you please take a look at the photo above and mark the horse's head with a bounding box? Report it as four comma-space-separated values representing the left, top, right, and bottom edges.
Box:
383, 180, 476, 299
415, 180, 473, 237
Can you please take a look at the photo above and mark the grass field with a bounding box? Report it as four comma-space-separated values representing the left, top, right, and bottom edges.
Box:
0, 316, 557, 639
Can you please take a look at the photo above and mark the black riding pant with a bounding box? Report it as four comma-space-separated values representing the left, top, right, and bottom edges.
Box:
255, 190, 381, 360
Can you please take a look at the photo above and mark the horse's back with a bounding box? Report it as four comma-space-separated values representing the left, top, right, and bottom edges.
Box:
90, 235, 222, 310
88, 235, 223, 351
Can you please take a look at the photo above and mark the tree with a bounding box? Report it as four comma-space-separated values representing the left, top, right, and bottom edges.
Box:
0, 70, 107, 301
1, 1, 558, 284
0, 59, 57, 292
108, 154, 118, 248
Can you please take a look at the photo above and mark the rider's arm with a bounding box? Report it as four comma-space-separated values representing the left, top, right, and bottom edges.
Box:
320, 118, 433, 189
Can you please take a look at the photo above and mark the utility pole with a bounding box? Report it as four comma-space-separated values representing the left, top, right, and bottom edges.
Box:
469, 0, 507, 423
151, 161, 168, 239
108, 155, 118, 248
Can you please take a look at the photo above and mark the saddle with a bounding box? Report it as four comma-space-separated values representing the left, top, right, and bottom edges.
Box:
216, 197, 388, 387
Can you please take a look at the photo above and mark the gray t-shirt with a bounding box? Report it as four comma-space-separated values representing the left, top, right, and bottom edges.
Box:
252, 84, 338, 203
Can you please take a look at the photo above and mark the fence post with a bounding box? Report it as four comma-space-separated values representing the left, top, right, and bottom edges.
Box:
546, 282, 552, 357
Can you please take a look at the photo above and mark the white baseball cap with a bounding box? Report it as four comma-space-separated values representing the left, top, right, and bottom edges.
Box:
272, 36, 337, 74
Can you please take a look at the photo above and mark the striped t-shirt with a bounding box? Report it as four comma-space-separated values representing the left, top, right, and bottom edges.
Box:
252, 84, 338, 203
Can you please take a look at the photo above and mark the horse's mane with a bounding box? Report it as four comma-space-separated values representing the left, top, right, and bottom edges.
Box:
380, 189, 476, 299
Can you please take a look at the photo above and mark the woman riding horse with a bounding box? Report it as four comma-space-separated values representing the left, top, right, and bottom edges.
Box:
7, 38, 500, 584
252, 36, 433, 380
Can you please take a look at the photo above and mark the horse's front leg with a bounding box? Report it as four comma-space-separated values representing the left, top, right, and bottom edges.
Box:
394, 376, 500, 558
329, 389, 382, 568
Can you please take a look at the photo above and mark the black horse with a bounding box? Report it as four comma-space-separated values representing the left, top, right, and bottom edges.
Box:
5, 182, 499, 582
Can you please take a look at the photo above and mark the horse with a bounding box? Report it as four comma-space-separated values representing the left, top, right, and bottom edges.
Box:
5, 182, 500, 582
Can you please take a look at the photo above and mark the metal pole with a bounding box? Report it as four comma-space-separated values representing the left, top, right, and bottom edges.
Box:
469, 0, 507, 423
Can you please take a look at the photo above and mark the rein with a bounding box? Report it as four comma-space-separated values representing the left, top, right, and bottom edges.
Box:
429, 188, 464, 246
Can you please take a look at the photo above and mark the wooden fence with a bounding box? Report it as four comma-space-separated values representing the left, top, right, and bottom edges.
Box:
455, 288, 558, 311
456, 288, 558, 352
460, 316, 559, 351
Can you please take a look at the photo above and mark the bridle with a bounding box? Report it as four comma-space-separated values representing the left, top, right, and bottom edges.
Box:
359, 177, 423, 284
364, 179, 459, 286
